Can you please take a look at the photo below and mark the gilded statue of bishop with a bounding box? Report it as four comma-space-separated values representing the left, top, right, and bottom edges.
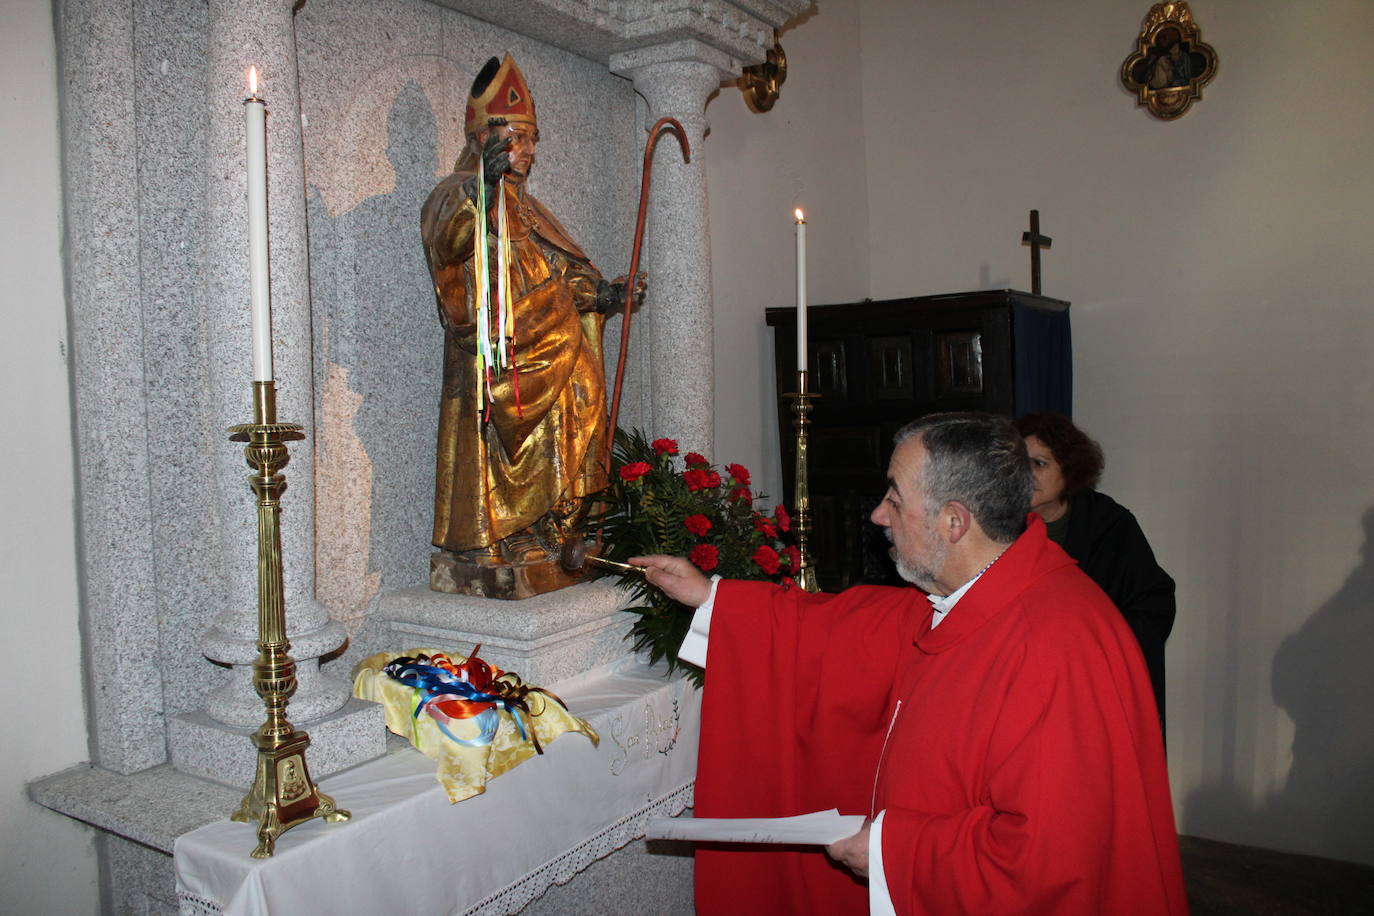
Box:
422, 54, 635, 598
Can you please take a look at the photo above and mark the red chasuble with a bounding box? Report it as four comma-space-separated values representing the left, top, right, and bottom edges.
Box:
693, 516, 1187, 915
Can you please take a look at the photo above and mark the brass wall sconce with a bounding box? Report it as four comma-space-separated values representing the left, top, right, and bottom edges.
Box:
741, 32, 788, 113
1121, 2, 1218, 120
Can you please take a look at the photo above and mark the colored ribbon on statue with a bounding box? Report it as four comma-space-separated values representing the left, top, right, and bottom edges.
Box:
473, 158, 492, 420
383, 650, 567, 753
472, 165, 519, 425
495, 177, 522, 419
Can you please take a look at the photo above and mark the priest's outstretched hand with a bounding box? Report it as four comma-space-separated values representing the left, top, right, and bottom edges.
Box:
826, 820, 871, 878
630, 555, 713, 608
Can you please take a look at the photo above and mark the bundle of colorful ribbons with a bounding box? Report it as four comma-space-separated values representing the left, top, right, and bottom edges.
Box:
383, 648, 562, 753
353, 645, 600, 802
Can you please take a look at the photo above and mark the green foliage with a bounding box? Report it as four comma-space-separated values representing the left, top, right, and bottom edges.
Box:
595, 429, 798, 687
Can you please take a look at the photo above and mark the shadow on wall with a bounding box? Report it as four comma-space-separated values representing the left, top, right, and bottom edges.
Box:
1184, 504, 1374, 865
309, 79, 445, 631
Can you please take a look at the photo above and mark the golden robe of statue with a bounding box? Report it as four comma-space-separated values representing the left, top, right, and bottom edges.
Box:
421, 156, 609, 563
420, 55, 610, 565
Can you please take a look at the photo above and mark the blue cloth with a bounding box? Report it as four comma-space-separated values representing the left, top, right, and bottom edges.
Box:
1012, 299, 1072, 416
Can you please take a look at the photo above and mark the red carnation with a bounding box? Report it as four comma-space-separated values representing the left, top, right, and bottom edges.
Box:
783, 545, 801, 571
683, 468, 711, 491
751, 544, 781, 575
689, 543, 719, 572
729, 486, 753, 504
726, 463, 752, 486
754, 516, 777, 538
703, 470, 722, 489
652, 438, 679, 456
683, 514, 712, 536
774, 504, 791, 533
780, 576, 797, 590
684, 452, 709, 468
619, 461, 652, 483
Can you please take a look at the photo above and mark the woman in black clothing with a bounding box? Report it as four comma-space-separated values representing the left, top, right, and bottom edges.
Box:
1014, 412, 1176, 735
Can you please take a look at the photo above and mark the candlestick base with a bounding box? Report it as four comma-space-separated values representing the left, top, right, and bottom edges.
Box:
231, 730, 348, 859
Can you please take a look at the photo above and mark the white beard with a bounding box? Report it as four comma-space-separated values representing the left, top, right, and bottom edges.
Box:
886, 524, 947, 594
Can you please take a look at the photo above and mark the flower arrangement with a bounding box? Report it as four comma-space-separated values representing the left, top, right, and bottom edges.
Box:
596, 429, 799, 685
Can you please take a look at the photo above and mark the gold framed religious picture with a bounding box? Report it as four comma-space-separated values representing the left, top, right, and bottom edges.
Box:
1120, 2, 1218, 120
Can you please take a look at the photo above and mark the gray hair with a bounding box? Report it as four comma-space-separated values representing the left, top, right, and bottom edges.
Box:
894, 412, 1032, 543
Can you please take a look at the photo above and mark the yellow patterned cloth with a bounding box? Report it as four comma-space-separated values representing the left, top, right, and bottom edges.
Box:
352, 649, 599, 803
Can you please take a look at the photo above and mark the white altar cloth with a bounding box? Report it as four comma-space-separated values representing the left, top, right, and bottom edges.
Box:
174, 657, 698, 916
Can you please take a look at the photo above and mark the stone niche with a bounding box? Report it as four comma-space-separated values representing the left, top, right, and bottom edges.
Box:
35, 0, 806, 913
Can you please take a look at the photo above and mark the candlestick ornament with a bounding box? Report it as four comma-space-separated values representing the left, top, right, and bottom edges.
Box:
787, 370, 819, 593
228, 381, 348, 857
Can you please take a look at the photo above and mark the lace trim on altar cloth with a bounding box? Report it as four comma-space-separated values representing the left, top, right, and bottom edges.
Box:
174, 781, 695, 916
178, 889, 225, 916
460, 780, 695, 916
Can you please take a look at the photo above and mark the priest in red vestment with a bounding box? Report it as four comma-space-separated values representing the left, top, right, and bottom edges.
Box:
634, 412, 1187, 915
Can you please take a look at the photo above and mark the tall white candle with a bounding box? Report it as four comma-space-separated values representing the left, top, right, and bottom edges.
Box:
245, 66, 273, 382
794, 208, 807, 372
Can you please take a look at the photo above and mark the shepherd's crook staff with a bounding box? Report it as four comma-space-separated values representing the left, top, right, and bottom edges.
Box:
604, 117, 691, 458
567, 118, 690, 573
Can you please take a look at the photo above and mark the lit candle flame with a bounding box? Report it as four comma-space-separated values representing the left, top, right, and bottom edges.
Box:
249, 66, 259, 98
794, 208, 805, 223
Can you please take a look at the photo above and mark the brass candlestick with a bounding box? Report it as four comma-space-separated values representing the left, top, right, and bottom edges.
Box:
228, 380, 349, 858
787, 370, 819, 593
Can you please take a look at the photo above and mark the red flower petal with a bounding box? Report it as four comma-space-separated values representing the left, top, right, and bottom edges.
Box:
726, 463, 752, 486
751, 544, 781, 575
619, 461, 652, 482
683, 514, 713, 536
689, 543, 719, 572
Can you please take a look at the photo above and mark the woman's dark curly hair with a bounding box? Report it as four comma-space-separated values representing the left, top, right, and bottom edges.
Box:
1013, 412, 1104, 499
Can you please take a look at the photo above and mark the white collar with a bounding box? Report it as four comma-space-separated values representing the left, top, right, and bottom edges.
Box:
926, 548, 1006, 627
927, 575, 976, 616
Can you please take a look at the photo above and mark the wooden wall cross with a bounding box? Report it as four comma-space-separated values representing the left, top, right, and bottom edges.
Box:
1021, 209, 1053, 295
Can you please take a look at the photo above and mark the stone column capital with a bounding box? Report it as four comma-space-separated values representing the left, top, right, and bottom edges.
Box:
428, 0, 807, 70
609, 37, 742, 83
611, 41, 732, 136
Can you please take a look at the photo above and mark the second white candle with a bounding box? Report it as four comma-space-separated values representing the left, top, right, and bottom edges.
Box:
795, 208, 807, 373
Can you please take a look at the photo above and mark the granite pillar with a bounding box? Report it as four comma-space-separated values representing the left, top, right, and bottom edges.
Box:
57, 0, 166, 775
178, 0, 381, 781
612, 42, 736, 458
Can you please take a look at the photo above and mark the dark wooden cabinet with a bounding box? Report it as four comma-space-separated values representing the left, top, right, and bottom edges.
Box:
766, 290, 1071, 591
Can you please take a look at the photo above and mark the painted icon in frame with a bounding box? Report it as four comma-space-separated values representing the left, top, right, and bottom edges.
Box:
1121, 2, 1218, 120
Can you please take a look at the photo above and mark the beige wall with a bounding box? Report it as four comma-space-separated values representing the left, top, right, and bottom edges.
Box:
708, 0, 1374, 864
1, 0, 101, 912
705, 1, 871, 505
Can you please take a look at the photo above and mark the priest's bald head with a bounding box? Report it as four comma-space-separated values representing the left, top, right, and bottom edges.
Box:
871, 413, 1032, 595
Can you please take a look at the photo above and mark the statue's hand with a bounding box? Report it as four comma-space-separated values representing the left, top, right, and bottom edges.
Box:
595, 273, 648, 315
480, 125, 513, 180
462, 127, 512, 207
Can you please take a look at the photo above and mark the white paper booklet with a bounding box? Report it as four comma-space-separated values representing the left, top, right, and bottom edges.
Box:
644, 809, 865, 845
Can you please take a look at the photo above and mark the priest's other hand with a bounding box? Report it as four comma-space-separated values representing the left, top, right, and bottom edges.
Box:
630, 555, 712, 607
826, 820, 871, 878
